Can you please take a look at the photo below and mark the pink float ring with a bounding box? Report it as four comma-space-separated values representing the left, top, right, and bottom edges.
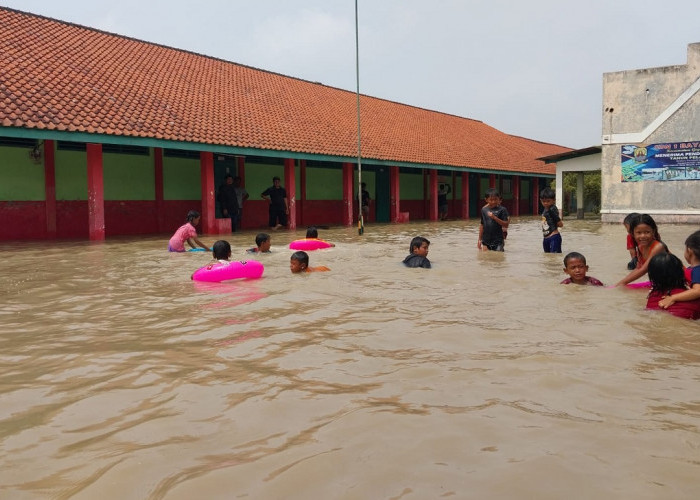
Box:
192, 260, 264, 282
626, 281, 651, 289
289, 238, 333, 251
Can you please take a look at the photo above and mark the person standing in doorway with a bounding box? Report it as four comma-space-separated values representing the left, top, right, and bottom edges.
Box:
233, 176, 249, 230
261, 176, 289, 230
217, 174, 239, 232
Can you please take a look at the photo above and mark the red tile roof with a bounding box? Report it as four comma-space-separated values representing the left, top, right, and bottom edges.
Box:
0, 7, 569, 174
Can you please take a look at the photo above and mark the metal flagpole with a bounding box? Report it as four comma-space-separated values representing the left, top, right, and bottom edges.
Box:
355, 0, 364, 235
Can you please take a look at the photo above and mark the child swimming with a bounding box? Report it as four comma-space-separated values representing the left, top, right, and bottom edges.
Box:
290, 251, 330, 273
560, 252, 604, 286
658, 230, 700, 311
403, 236, 431, 268
247, 233, 271, 254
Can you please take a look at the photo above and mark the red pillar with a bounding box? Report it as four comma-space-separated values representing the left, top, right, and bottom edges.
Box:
450, 171, 457, 218
44, 140, 56, 239
154, 147, 166, 232
342, 162, 354, 226
532, 178, 540, 215
429, 169, 438, 221
489, 174, 496, 189
461, 172, 470, 219
200, 151, 216, 234
87, 143, 105, 240
512, 175, 520, 216
390, 166, 400, 222
284, 158, 296, 230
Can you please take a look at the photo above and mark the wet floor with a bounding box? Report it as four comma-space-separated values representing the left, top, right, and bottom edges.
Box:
1, 217, 699, 499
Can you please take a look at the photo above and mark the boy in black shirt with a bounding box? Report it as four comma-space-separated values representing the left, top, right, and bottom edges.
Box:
478, 188, 509, 251
403, 236, 431, 268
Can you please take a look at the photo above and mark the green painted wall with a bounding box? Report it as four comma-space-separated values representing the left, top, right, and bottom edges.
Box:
104, 152, 154, 200
306, 167, 342, 200
0, 145, 45, 200
55, 149, 88, 200
163, 157, 200, 200
400, 172, 424, 200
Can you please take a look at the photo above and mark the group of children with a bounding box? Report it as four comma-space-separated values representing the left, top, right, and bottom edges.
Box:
171, 197, 699, 319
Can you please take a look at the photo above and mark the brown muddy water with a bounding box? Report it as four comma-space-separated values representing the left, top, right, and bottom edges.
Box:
1, 217, 699, 499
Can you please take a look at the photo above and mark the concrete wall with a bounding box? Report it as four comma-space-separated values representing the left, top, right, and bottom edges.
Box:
600, 43, 700, 223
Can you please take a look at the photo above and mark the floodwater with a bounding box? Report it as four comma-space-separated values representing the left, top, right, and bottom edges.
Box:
1, 217, 699, 499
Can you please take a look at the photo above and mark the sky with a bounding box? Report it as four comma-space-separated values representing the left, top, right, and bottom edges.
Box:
3, 0, 700, 149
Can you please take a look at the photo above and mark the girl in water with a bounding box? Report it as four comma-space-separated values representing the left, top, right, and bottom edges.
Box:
615, 214, 667, 287
646, 253, 700, 320
168, 210, 211, 252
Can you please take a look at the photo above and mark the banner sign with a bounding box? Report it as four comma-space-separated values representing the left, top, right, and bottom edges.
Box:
621, 142, 700, 182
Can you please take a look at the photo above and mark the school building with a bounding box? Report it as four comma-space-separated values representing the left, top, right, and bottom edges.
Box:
540, 42, 700, 225
0, 7, 570, 241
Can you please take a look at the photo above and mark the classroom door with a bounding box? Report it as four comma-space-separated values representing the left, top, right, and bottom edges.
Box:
374, 167, 391, 223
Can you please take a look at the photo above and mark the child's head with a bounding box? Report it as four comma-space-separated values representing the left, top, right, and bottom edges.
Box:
212, 240, 231, 260
290, 251, 309, 273
540, 187, 556, 208
186, 210, 201, 224
684, 230, 700, 264
306, 226, 318, 238
409, 236, 430, 257
629, 213, 661, 246
563, 252, 589, 283
255, 232, 271, 252
484, 188, 501, 207
648, 253, 686, 293
622, 212, 640, 232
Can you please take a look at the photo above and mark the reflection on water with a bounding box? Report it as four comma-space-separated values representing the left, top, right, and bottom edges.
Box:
1, 218, 699, 499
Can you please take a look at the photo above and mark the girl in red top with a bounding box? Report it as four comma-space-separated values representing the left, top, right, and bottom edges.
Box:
646, 253, 700, 320
615, 214, 668, 287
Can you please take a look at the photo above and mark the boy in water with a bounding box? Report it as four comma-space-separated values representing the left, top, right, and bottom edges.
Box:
658, 230, 700, 309
540, 187, 563, 253
403, 236, 431, 268
560, 252, 604, 286
247, 233, 271, 254
290, 251, 330, 273
478, 188, 509, 251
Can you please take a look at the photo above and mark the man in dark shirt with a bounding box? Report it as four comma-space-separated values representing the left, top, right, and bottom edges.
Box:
261, 176, 289, 229
217, 174, 239, 232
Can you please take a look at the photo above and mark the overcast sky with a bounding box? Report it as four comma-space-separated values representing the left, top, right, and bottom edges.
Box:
3, 0, 700, 149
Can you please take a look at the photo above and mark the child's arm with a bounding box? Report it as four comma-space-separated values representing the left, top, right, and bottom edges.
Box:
187, 237, 210, 251
477, 224, 484, 249
488, 212, 509, 228
615, 243, 665, 286
658, 283, 700, 308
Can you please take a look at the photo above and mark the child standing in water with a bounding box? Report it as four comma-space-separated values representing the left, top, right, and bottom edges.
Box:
658, 230, 700, 310
615, 214, 668, 286
478, 188, 509, 251
290, 251, 330, 273
646, 253, 700, 320
540, 187, 563, 253
623, 212, 640, 269
560, 252, 604, 286
168, 210, 210, 252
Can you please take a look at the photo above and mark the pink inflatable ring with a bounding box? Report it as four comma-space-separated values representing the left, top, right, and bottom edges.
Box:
289, 238, 333, 251
192, 260, 264, 282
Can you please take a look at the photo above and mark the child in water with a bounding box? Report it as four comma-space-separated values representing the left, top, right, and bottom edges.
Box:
615, 213, 668, 286
247, 233, 271, 254
560, 252, 604, 286
403, 236, 431, 268
658, 229, 700, 311
168, 210, 210, 252
623, 212, 640, 270
646, 253, 700, 320
211, 240, 232, 263
290, 251, 330, 273
478, 188, 509, 251
540, 187, 563, 253
305, 226, 335, 246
